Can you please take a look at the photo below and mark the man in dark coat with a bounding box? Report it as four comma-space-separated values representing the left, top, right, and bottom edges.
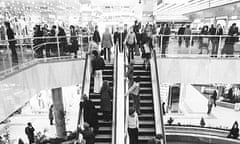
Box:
114, 27, 121, 52
93, 25, 101, 45
81, 94, 99, 134
49, 105, 54, 125
4, 21, 18, 65
25, 122, 35, 144
177, 24, 185, 47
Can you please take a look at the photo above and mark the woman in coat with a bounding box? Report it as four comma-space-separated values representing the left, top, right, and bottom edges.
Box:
100, 81, 112, 121
101, 27, 113, 63
199, 25, 209, 54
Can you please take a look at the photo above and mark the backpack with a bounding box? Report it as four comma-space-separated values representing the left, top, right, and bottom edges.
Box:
127, 33, 135, 45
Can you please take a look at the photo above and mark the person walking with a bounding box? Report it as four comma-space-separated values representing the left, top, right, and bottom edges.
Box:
128, 108, 139, 144
101, 27, 113, 63
114, 27, 121, 52
91, 50, 105, 93
25, 122, 35, 144
212, 90, 217, 107
49, 105, 54, 125
4, 21, 18, 65
125, 76, 141, 115
70, 25, 78, 58
93, 25, 101, 45
160, 24, 171, 57
33, 25, 44, 58
100, 81, 113, 121
125, 27, 137, 63
81, 94, 99, 134
207, 95, 214, 115
58, 26, 67, 56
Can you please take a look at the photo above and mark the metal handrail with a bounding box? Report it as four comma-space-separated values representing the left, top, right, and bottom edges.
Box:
123, 42, 129, 144
152, 49, 167, 144
112, 40, 119, 144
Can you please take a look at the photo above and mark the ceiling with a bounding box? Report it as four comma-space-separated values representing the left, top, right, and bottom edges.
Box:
155, 0, 240, 15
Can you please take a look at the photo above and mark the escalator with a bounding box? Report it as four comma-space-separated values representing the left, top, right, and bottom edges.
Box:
89, 64, 114, 144
130, 63, 156, 143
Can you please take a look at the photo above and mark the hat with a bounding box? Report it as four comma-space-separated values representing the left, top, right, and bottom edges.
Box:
129, 108, 135, 115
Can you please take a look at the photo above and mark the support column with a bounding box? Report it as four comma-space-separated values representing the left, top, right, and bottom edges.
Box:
52, 87, 66, 138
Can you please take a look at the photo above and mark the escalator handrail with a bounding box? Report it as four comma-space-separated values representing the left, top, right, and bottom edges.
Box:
112, 40, 119, 144
76, 52, 89, 139
152, 49, 167, 144
123, 42, 129, 144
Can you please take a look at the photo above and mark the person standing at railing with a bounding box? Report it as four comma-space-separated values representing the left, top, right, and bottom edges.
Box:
4, 21, 18, 65
184, 25, 192, 48
125, 27, 137, 63
207, 95, 214, 115
93, 25, 101, 46
58, 26, 67, 56
209, 24, 223, 57
222, 23, 239, 57
49, 25, 57, 55
178, 24, 185, 48
159, 24, 171, 57
70, 25, 78, 58
199, 25, 209, 54
127, 108, 139, 144
101, 27, 113, 63
33, 25, 44, 58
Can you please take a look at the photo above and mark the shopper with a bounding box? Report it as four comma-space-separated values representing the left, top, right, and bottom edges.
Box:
184, 25, 192, 48
49, 105, 54, 125
25, 122, 35, 144
211, 24, 223, 57
212, 90, 217, 107
79, 122, 95, 144
199, 25, 210, 54
125, 76, 141, 115
81, 94, 99, 134
141, 30, 153, 71
178, 24, 185, 47
70, 25, 78, 58
160, 24, 171, 57
162, 102, 166, 115
222, 23, 239, 56
128, 108, 139, 144
4, 22, 18, 65
207, 95, 214, 115
49, 25, 57, 55
125, 27, 137, 63
33, 25, 44, 58
228, 121, 239, 139
100, 81, 113, 121
101, 27, 113, 63
114, 27, 121, 52
91, 50, 105, 93
93, 25, 101, 45
126, 61, 134, 87
58, 26, 67, 56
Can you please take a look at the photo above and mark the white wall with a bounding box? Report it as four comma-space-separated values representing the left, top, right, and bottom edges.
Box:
0, 60, 85, 122
157, 58, 240, 84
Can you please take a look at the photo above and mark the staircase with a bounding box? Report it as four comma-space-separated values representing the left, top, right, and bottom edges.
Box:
130, 63, 156, 144
89, 64, 114, 144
